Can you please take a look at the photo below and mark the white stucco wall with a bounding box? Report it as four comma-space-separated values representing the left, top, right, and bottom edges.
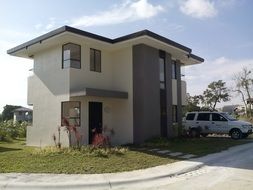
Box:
172, 79, 187, 106
28, 43, 133, 146
181, 80, 187, 106
172, 79, 178, 105
27, 46, 70, 147
69, 46, 133, 145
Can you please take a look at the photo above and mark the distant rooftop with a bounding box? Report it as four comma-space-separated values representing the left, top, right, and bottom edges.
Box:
13, 107, 32, 112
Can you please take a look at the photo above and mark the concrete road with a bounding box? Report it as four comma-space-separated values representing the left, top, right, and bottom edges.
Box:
137, 143, 253, 190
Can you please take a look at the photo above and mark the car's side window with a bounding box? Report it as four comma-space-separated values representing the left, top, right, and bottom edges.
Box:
212, 113, 227, 122
197, 113, 210, 121
186, 113, 195, 120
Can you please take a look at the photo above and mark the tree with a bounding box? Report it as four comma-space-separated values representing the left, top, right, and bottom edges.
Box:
1, 105, 21, 121
200, 80, 230, 111
233, 67, 253, 116
185, 93, 201, 112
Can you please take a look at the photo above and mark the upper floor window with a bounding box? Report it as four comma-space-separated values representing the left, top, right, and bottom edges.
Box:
172, 60, 177, 79
62, 43, 81, 69
159, 50, 166, 89
159, 57, 165, 89
90, 48, 101, 72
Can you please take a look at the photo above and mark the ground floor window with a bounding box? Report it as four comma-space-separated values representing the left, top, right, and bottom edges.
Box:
172, 105, 177, 123
61, 101, 81, 126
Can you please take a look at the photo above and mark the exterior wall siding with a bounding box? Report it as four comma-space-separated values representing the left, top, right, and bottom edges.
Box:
27, 46, 70, 147
176, 61, 183, 128
28, 44, 133, 147
165, 53, 173, 138
133, 44, 160, 144
69, 46, 133, 145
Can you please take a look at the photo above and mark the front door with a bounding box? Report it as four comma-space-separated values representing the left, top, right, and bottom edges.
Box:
89, 102, 103, 144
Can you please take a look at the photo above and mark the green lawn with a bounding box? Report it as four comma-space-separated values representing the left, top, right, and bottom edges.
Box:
0, 137, 251, 174
141, 136, 253, 156
0, 139, 173, 174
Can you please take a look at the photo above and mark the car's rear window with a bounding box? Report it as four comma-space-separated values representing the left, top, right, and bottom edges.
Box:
186, 113, 195, 120
197, 113, 210, 121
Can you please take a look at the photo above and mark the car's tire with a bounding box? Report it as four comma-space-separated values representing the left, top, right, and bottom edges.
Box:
242, 134, 249, 138
190, 129, 200, 138
201, 133, 208, 137
230, 129, 242, 140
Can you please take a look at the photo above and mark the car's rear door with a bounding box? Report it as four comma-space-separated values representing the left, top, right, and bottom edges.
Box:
196, 113, 211, 133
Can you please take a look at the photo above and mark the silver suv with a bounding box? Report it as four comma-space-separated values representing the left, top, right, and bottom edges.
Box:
183, 112, 253, 139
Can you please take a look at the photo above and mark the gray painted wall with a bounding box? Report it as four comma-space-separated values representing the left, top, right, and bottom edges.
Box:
176, 60, 182, 128
165, 53, 173, 138
133, 44, 160, 144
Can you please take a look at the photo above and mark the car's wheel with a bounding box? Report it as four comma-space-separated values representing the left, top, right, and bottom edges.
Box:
242, 134, 249, 138
201, 133, 208, 137
230, 129, 242, 140
190, 129, 200, 138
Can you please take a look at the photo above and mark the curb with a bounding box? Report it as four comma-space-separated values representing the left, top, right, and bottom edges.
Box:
0, 163, 204, 190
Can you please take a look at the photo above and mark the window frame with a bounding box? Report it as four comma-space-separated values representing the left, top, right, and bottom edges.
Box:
197, 113, 211, 121
62, 43, 81, 69
90, 48, 101, 72
172, 60, 177, 79
61, 101, 81, 127
186, 113, 195, 121
212, 113, 228, 122
159, 57, 166, 89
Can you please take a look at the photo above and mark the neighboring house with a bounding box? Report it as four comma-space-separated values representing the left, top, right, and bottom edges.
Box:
13, 107, 32, 123
247, 98, 253, 110
222, 105, 245, 116
7, 26, 204, 147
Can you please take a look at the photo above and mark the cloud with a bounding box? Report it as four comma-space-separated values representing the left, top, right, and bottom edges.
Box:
180, 0, 217, 19
0, 40, 32, 112
185, 57, 253, 107
185, 57, 253, 105
71, 0, 164, 27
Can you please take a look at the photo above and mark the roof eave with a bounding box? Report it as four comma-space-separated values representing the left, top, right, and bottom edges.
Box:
189, 53, 204, 63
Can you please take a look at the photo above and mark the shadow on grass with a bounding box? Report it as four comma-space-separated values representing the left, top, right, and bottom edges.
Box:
0, 146, 21, 153
127, 136, 253, 162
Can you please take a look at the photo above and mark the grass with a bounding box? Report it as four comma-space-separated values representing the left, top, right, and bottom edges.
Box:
0, 139, 173, 174
0, 136, 252, 174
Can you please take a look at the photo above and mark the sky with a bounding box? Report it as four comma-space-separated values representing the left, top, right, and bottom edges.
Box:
0, 0, 253, 112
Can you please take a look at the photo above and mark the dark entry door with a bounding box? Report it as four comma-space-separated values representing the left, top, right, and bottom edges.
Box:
89, 102, 102, 144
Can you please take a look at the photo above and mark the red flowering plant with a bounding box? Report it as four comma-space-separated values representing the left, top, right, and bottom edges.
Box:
52, 126, 62, 149
92, 126, 114, 148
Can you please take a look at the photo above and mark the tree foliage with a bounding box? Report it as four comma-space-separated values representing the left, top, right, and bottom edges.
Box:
0, 120, 27, 141
200, 80, 230, 111
233, 67, 253, 116
185, 94, 201, 112
1, 105, 21, 121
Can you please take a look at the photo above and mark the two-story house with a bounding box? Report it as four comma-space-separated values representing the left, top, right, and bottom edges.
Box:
7, 26, 204, 147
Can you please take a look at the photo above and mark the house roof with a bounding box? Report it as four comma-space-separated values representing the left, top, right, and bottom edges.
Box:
13, 107, 32, 112
7, 26, 204, 64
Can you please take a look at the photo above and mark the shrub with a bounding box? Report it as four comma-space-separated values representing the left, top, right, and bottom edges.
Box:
0, 120, 28, 141
31, 146, 128, 158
